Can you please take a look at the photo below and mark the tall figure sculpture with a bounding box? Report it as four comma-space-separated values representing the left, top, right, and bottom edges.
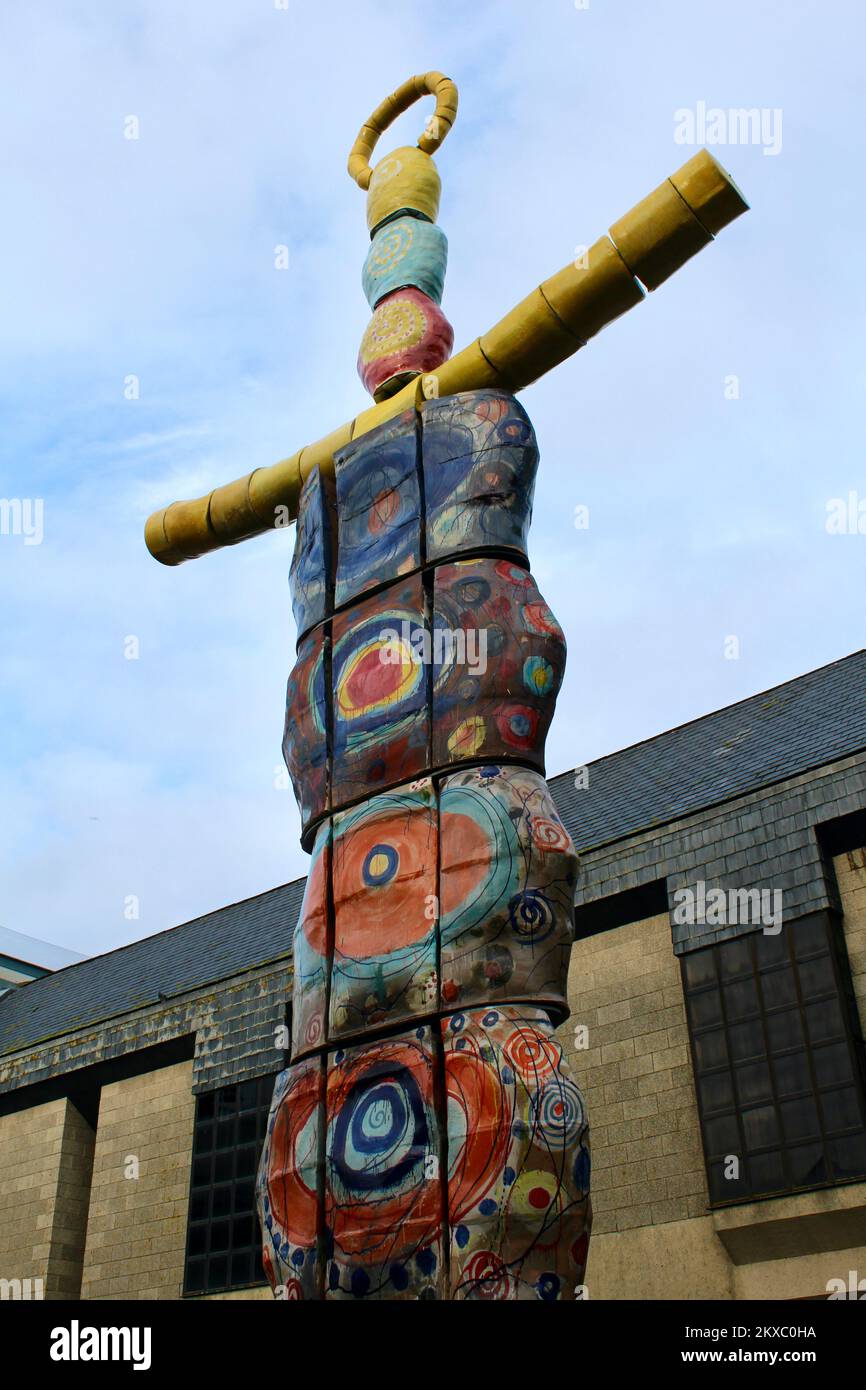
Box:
144, 72, 748, 1300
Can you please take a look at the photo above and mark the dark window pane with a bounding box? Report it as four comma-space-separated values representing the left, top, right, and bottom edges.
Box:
780, 1095, 821, 1143
699, 1072, 734, 1113
828, 1133, 866, 1180
798, 955, 836, 999
209, 1255, 228, 1288
239, 1081, 258, 1110
195, 1121, 215, 1154
235, 1179, 255, 1211
719, 937, 753, 980
755, 929, 788, 966
192, 1156, 211, 1188
724, 977, 760, 1022
188, 1223, 208, 1258
236, 1144, 258, 1180
735, 1061, 772, 1106
748, 1150, 785, 1194
216, 1118, 236, 1151
788, 1143, 827, 1187
215, 1152, 233, 1183
217, 1087, 237, 1118
821, 1087, 862, 1133
233, 1214, 256, 1247
689, 990, 724, 1029
684, 950, 717, 991
210, 1219, 231, 1254
728, 1019, 764, 1062
190, 1191, 209, 1222
185, 1258, 206, 1293
742, 1105, 779, 1151
760, 965, 796, 1010
704, 1114, 740, 1155
197, 1092, 215, 1121
239, 1113, 258, 1145
792, 918, 828, 958
805, 998, 845, 1045
773, 1050, 811, 1098
694, 1029, 728, 1071
766, 1009, 804, 1052
708, 1158, 748, 1202
813, 1042, 853, 1089
211, 1185, 232, 1218
230, 1251, 252, 1286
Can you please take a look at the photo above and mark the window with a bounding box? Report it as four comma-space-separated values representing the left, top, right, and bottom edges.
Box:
682, 914, 866, 1205
184, 1075, 276, 1294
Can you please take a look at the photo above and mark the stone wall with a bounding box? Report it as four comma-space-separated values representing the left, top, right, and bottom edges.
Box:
834, 846, 866, 1026
81, 1060, 194, 1300
562, 913, 707, 1249
0, 1096, 94, 1299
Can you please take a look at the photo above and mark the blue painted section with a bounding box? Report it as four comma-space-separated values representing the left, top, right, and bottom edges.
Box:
362, 219, 448, 309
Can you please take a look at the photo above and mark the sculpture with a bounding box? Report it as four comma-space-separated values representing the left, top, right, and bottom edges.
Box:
144, 72, 748, 1299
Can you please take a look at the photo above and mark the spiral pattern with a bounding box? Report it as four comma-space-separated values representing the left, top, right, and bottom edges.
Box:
530, 816, 571, 853
508, 889, 556, 944
502, 1023, 561, 1085
535, 1078, 585, 1148
460, 1250, 513, 1299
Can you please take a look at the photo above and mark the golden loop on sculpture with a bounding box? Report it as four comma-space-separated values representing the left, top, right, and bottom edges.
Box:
347, 71, 459, 189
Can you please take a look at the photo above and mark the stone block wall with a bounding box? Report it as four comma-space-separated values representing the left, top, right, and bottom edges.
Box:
0, 1096, 94, 1299
561, 912, 707, 1247
80, 1060, 194, 1300
834, 846, 866, 1027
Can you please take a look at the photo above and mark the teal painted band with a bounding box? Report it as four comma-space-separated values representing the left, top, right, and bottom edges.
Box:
362, 218, 448, 310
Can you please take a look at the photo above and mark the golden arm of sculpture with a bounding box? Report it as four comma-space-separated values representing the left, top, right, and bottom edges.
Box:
143, 78, 747, 567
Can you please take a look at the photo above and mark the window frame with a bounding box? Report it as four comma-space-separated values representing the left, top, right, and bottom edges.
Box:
183, 1073, 276, 1296
682, 911, 866, 1208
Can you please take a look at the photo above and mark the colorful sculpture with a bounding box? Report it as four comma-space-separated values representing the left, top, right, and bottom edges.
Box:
144, 70, 748, 1299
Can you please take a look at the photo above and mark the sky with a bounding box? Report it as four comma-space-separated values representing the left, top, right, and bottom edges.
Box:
1, 0, 864, 957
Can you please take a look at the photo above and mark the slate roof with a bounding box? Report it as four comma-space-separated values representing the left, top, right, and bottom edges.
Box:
0, 879, 305, 1059
551, 649, 866, 851
1, 649, 863, 1060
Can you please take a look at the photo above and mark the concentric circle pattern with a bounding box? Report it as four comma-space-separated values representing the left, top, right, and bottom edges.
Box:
264, 388, 593, 1300
445, 1006, 591, 1300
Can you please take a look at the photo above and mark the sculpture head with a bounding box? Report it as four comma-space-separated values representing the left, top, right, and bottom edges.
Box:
346, 70, 457, 221
348, 72, 459, 401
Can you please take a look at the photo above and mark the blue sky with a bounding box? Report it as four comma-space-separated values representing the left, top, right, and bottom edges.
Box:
1, 0, 864, 956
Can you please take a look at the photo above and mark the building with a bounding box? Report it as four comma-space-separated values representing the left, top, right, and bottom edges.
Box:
1, 649, 865, 1301
0, 926, 85, 994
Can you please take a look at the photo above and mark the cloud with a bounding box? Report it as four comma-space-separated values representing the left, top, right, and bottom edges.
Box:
1, 0, 863, 953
